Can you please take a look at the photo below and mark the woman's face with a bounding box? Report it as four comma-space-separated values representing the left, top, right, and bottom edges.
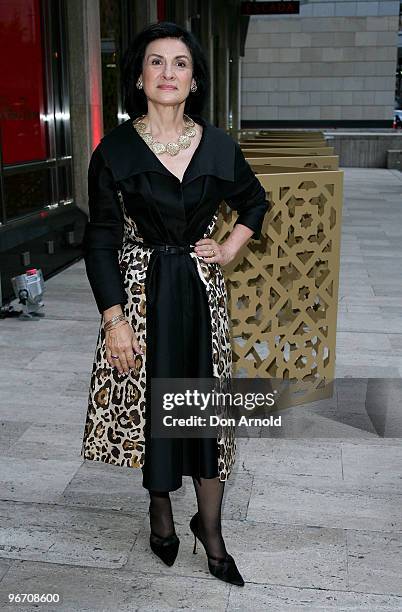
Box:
140, 37, 196, 108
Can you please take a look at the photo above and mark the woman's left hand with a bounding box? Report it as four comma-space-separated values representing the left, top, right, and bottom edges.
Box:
194, 238, 236, 266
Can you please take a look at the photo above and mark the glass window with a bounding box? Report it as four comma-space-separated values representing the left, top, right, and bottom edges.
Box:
0, 0, 73, 224
0, 0, 49, 165
3, 168, 52, 220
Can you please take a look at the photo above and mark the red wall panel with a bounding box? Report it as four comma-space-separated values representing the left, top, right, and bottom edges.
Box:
0, 0, 48, 164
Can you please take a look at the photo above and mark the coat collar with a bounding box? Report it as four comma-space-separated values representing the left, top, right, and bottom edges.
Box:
98, 114, 236, 185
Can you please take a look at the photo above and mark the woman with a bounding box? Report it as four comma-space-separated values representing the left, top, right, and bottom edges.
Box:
81, 21, 269, 587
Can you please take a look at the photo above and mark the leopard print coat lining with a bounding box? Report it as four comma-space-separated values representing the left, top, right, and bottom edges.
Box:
80, 188, 236, 481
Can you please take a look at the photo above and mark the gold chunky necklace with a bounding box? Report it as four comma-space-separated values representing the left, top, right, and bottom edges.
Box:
132, 113, 197, 156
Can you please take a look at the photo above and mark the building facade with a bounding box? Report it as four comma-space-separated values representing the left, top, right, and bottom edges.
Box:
0, 0, 243, 306
241, 0, 401, 127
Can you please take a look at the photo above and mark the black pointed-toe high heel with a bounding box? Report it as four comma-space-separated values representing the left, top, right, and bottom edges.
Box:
189, 512, 245, 586
149, 530, 180, 566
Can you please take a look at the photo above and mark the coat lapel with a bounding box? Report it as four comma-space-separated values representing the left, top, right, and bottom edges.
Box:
99, 115, 236, 185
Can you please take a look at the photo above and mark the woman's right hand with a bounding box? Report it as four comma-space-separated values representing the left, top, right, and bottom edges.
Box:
105, 322, 145, 374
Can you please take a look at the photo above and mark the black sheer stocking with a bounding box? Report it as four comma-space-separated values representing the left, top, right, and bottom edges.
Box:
148, 490, 175, 539
192, 476, 227, 565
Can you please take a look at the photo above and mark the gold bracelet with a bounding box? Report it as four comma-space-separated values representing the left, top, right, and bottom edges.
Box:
105, 321, 128, 333
105, 319, 128, 331
104, 313, 125, 326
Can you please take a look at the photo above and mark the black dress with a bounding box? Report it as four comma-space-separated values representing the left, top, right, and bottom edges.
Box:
141, 246, 218, 491
83, 114, 269, 492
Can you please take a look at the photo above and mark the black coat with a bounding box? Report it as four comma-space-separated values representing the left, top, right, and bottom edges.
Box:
80, 114, 271, 483
83, 114, 270, 314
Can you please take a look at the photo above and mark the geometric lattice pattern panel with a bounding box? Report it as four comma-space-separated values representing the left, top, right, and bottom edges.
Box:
240, 146, 335, 156
213, 169, 344, 400
247, 156, 339, 170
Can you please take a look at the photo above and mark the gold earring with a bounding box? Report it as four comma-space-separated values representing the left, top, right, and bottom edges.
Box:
136, 78, 143, 89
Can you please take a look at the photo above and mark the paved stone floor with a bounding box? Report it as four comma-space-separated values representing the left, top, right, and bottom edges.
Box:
0, 168, 402, 611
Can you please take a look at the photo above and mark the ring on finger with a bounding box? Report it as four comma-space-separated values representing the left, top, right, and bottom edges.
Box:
111, 354, 119, 359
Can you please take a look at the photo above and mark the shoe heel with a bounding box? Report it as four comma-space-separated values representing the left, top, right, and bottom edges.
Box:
193, 533, 198, 554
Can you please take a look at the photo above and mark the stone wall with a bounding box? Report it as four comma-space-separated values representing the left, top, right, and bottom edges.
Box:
241, 1, 400, 124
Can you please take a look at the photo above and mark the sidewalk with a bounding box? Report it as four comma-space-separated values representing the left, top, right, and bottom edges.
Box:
0, 168, 401, 611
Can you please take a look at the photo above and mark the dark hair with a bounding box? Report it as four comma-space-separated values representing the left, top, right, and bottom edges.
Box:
121, 21, 209, 120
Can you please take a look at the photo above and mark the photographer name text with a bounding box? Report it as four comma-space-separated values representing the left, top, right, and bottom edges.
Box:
162, 415, 282, 427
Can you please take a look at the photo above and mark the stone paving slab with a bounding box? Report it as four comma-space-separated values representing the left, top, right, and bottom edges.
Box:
0, 457, 82, 503
0, 318, 100, 351
341, 442, 402, 489
0, 499, 140, 569
61, 461, 149, 514
0, 560, 11, 583
241, 439, 343, 478
347, 529, 402, 597
227, 583, 402, 611
0, 396, 86, 425
260, 405, 382, 439
0, 345, 41, 370
335, 331, 393, 353
24, 349, 95, 375
0, 421, 32, 453
0, 561, 231, 612
247, 473, 402, 532
4, 422, 84, 461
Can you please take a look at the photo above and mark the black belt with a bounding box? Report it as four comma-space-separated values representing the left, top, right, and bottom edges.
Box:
129, 240, 195, 254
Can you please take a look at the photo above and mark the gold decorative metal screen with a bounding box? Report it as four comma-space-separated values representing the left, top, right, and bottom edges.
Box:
240, 146, 335, 156
247, 156, 339, 170
213, 167, 344, 404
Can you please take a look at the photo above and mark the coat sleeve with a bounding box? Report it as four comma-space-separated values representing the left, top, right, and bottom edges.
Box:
223, 141, 271, 240
83, 144, 128, 315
